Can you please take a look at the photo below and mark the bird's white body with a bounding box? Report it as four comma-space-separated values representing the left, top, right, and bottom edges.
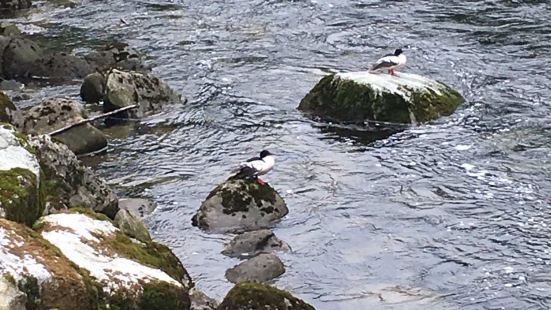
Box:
240, 155, 275, 176
372, 53, 407, 72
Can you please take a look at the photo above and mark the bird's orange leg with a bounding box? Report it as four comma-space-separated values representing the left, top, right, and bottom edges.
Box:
256, 177, 265, 185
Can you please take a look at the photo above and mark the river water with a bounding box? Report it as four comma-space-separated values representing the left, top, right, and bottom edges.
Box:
10, 0, 551, 309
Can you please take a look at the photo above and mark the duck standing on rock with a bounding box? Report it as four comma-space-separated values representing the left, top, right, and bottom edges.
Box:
237, 150, 275, 185
370, 48, 407, 76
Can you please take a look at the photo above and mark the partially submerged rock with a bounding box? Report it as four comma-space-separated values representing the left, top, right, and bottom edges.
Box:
37, 211, 192, 309
104, 68, 182, 118
29, 134, 118, 218
0, 0, 32, 15
225, 253, 285, 284
0, 218, 97, 309
80, 71, 105, 103
0, 124, 42, 226
192, 175, 288, 233
218, 282, 315, 310
118, 198, 157, 219
114, 208, 151, 242
189, 287, 218, 310
298, 72, 464, 124
11, 97, 107, 155
222, 229, 289, 258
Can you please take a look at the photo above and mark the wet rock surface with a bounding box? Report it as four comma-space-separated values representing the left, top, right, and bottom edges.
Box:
299, 72, 464, 124
222, 229, 289, 259
218, 282, 315, 310
193, 175, 288, 233
225, 253, 285, 284
11, 97, 107, 155
103, 68, 182, 118
28, 134, 118, 218
80, 71, 105, 103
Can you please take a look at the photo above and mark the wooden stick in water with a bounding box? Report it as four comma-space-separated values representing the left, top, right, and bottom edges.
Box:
48, 104, 138, 136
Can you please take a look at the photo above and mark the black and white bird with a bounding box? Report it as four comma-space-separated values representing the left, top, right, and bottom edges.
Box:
370, 48, 407, 76
237, 150, 275, 185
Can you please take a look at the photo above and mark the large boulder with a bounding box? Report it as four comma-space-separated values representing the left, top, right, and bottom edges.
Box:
0, 218, 97, 309
225, 253, 285, 284
218, 282, 315, 310
192, 175, 288, 233
28, 134, 118, 218
11, 97, 107, 155
0, 124, 42, 226
103, 68, 182, 118
298, 72, 464, 123
37, 211, 192, 309
222, 229, 289, 259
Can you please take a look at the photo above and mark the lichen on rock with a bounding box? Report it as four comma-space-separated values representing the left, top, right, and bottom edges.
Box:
10, 97, 107, 155
298, 71, 464, 124
192, 174, 288, 233
218, 282, 315, 310
103, 68, 182, 118
37, 211, 191, 309
28, 134, 118, 218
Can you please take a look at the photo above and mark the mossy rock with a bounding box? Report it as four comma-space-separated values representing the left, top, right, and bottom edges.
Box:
38, 211, 192, 309
218, 282, 315, 310
298, 72, 464, 124
0, 218, 99, 309
192, 174, 288, 233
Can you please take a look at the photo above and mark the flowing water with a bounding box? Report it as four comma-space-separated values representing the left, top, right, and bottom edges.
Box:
8, 0, 551, 308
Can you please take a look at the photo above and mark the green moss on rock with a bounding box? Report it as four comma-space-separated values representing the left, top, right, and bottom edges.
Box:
140, 281, 190, 310
218, 282, 315, 310
298, 73, 464, 124
0, 168, 43, 226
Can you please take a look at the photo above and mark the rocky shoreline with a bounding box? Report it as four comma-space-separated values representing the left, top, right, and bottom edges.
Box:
0, 3, 315, 308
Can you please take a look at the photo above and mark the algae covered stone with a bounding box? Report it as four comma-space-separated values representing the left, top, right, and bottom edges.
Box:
298, 72, 464, 124
192, 175, 288, 233
0, 124, 42, 226
0, 218, 97, 309
38, 211, 191, 309
218, 282, 315, 310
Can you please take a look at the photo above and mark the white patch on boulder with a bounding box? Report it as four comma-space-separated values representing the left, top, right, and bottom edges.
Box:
40, 213, 181, 292
0, 227, 52, 284
336, 71, 446, 101
0, 126, 40, 177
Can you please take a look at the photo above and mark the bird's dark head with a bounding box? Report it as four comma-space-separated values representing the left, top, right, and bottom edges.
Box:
394, 48, 403, 56
260, 150, 273, 158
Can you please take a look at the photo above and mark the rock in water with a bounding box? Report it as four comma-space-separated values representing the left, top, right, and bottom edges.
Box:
80, 72, 105, 103
298, 72, 464, 123
218, 282, 315, 310
104, 68, 182, 118
28, 135, 118, 218
189, 287, 218, 310
222, 229, 289, 258
225, 253, 285, 284
11, 97, 107, 155
37, 211, 192, 309
0, 124, 42, 226
192, 175, 288, 233
114, 209, 151, 242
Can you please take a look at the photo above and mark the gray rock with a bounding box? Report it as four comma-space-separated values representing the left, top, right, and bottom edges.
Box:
118, 198, 157, 219
37, 52, 93, 80
222, 229, 289, 259
0, 90, 15, 122
28, 135, 118, 218
80, 72, 105, 103
189, 288, 218, 310
2, 36, 42, 80
225, 253, 285, 284
0, 276, 25, 310
11, 97, 107, 155
0, 79, 24, 91
85, 44, 148, 72
0, 23, 21, 37
218, 282, 315, 310
114, 209, 151, 242
192, 175, 288, 233
104, 68, 181, 118
298, 71, 464, 124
